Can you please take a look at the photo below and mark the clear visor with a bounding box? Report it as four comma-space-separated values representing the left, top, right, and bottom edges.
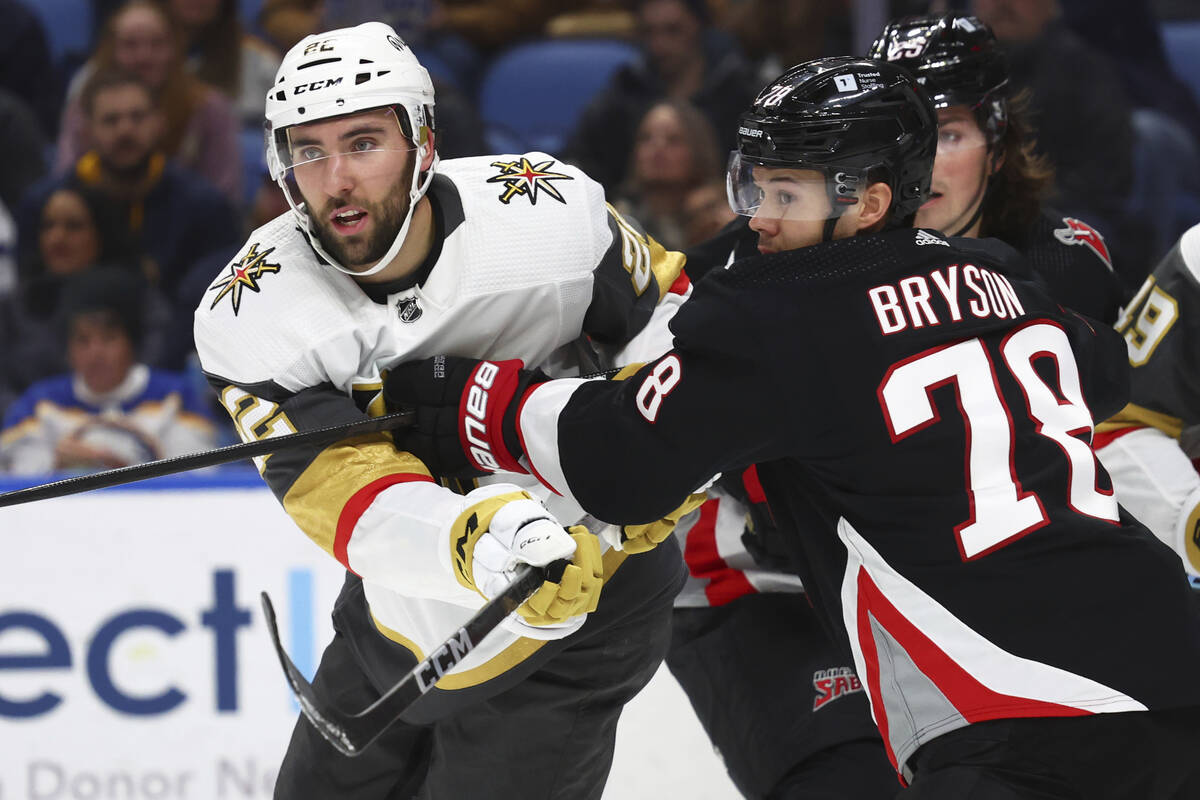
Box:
275, 107, 417, 180
935, 117, 989, 155
725, 151, 860, 221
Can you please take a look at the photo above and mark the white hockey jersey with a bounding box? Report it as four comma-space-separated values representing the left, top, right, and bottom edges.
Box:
194, 154, 690, 685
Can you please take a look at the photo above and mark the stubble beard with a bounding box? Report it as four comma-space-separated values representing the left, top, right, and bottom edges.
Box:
311, 182, 412, 271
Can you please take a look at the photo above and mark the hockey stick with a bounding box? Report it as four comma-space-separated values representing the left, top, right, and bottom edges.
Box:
260, 560, 558, 756
0, 410, 415, 508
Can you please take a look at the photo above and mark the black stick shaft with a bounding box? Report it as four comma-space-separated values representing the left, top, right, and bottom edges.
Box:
0, 409, 415, 508
261, 561, 552, 756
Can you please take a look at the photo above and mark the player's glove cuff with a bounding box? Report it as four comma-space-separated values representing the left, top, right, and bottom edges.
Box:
617, 492, 708, 554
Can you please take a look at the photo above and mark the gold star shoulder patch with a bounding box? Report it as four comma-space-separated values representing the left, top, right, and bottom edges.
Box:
486, 157, 573, 206
208, 243, 282, 315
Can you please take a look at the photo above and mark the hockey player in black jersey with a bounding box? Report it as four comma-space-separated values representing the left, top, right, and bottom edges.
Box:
660, 16, 1132, 798
387, 56, 1200, 799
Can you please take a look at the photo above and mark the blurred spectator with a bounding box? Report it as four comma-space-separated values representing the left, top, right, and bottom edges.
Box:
160, 0, 283, 126
544, 1, 637, 39
2, 183, 171, 406
681, 179, 735, 247
0, 268, 216, 476
21, 70, 240, 342
717, 0, 849, 85
57, 0, 243, 206
563, 0, 759, 193
0, 88, 48, 213
0, 0, 63, 138
970, 0, 1135, 244
613, 99, 723, 249
1059, 0, 1200, 143
258, 0, 324, 51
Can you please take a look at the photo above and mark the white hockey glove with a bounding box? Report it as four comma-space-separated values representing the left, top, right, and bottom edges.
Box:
450, 486, 603, 629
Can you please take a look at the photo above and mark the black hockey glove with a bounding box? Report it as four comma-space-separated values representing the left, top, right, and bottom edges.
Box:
384, 355, 549, 478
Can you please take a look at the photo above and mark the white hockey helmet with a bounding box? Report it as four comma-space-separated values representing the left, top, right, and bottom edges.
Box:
265, 22, 437, 277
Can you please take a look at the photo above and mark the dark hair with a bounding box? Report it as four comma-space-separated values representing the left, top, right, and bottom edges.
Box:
80, 68, 155, 118
156, 0, 244, 97
39, 183, 141, 270
19, 182, 143, 319
60, 267, 146, 345
979, 89, 1055, 241
635, 0, 709, 25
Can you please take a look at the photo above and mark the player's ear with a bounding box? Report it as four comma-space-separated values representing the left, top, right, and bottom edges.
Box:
854, 181, 893, 233
419, 130, 436, 172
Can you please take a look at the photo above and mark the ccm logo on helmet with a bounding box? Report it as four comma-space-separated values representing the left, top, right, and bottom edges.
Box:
464, 362, 501, 470
293, 77, 344, 95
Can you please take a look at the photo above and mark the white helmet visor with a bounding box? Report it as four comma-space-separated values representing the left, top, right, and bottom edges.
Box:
726, 151, 863, 221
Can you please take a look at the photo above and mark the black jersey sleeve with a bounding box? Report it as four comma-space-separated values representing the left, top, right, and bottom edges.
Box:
1018, 212, 1125, 324
556, 274, 800, 524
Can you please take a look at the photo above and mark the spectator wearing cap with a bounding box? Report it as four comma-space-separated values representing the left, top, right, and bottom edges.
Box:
563, 0, 759, 193
0, 268, 216, 476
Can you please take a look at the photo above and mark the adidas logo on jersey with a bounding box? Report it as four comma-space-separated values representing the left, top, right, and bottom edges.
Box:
915, 230, 948, 247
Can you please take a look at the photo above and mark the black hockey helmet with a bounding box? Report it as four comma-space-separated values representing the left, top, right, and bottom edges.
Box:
868, 13, 1009, 145
729, 56, 938, 227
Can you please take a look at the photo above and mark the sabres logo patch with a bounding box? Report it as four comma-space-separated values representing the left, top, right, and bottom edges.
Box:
208, 243, 281, 314
812, 666, 864, 711
1053, 217, 1113, 269
487, 157, 572, 205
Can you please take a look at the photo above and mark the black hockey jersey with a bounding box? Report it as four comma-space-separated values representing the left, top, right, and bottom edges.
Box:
516, 226, 1200, 776
685, 210, 1124, 323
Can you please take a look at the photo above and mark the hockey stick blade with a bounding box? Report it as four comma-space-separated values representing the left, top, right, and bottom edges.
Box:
0, 409, 415, 508
260, 561, 554, 756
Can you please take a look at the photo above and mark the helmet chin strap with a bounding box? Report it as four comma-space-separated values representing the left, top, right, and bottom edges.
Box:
285, 144, 438, 278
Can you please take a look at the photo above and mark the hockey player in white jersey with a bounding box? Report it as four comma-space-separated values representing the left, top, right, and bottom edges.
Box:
193, 22, 693, 799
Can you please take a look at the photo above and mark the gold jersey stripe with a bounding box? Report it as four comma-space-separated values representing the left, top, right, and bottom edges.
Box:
1097, 402, 1183, 440
646, 233, 687, 300
281, 433, 432, 557
371, 547, 630, 688
609, 362, 646, 382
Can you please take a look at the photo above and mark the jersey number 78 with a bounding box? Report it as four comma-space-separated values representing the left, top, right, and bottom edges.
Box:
878, 320, 1119, 561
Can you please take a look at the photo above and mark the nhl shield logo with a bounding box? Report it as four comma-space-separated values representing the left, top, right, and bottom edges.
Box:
396, 295, 422, 323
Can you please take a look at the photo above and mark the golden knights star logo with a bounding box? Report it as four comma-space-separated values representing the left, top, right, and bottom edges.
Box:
486, 157, 573, 205
208, 243, 281, 314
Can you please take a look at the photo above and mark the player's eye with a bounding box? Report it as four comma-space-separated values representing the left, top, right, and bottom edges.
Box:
297, 146, 324, 162
775, 189, 795, 206
350, 138, 380, 153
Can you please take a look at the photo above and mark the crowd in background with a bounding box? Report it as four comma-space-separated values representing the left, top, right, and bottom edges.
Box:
0, 0, 1198, 474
